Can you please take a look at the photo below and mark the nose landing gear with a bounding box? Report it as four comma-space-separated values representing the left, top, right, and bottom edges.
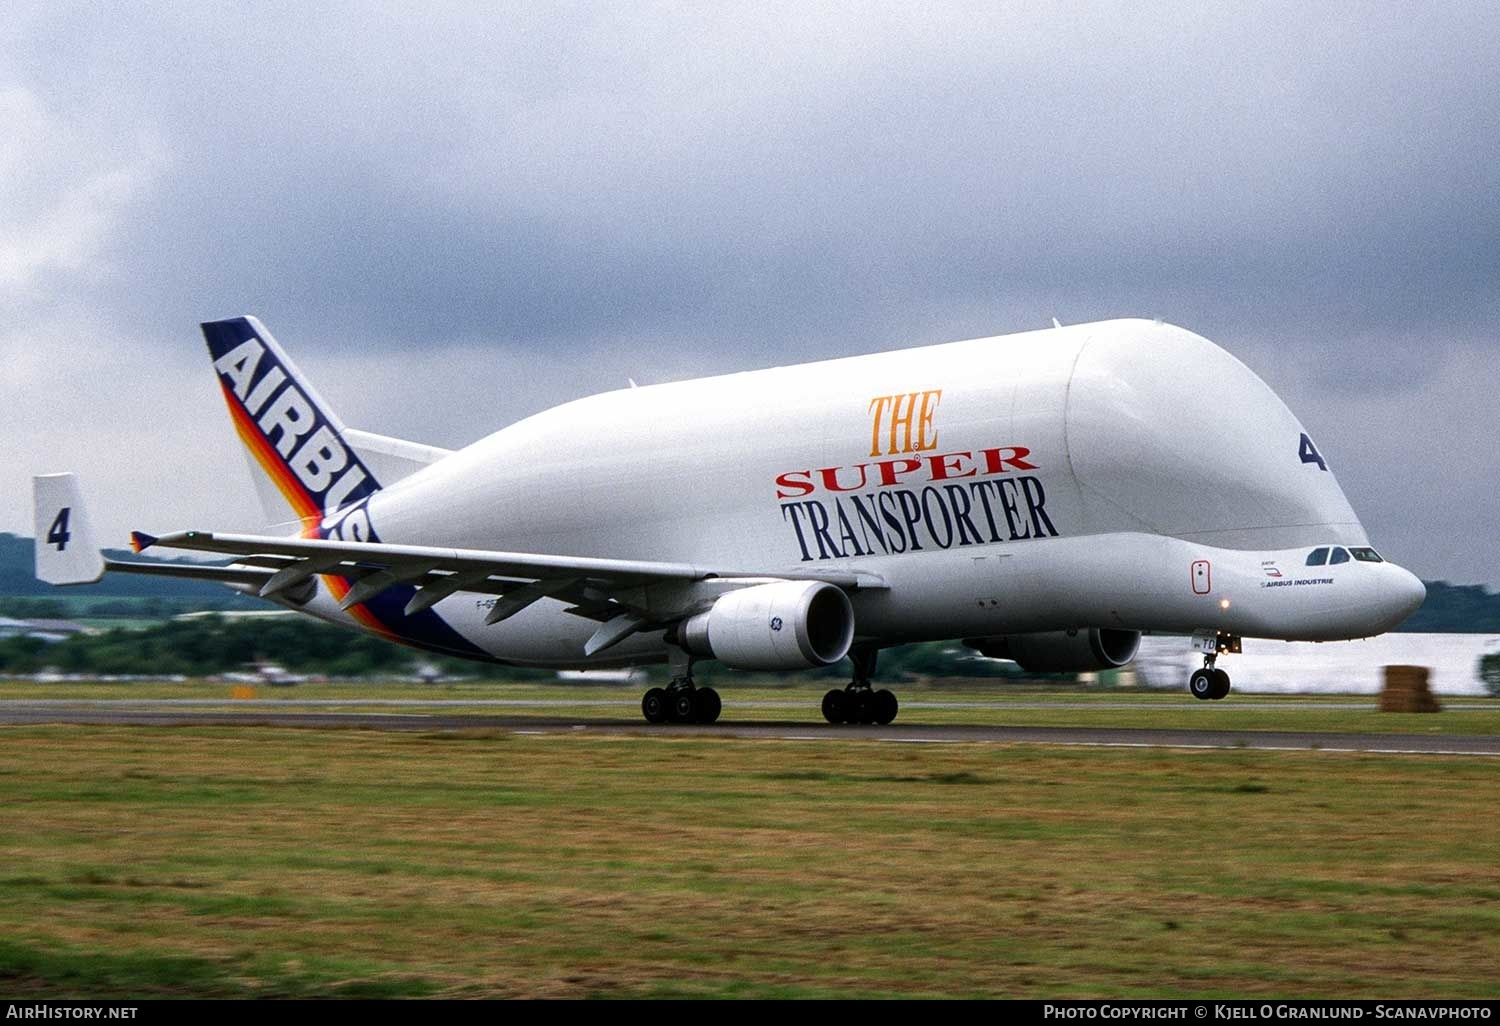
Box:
1188, 632, 1239, 701
1189, 664, 1231, 700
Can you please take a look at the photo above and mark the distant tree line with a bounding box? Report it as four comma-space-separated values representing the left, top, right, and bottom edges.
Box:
1398, 582, 1500, 632
0, 614, 1056, 682
0, 616, 523, 679
0, 596, 255, 620
1482, 656, 1500, 698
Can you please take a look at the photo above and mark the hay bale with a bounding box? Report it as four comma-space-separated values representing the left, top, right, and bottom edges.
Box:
1379, 664, 1441, 713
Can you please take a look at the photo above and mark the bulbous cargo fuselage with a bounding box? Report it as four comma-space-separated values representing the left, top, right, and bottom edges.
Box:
336, 318, 1422, 666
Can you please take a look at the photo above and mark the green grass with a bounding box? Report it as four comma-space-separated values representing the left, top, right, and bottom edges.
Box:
0, 725, 1497, 998
2, 679, 1498, 735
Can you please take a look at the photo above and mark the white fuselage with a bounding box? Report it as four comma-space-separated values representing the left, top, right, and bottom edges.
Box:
293, 319, 1425, 667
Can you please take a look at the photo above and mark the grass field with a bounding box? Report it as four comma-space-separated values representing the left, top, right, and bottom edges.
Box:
4, 679, 1500, 735
1, 721, 1498, 998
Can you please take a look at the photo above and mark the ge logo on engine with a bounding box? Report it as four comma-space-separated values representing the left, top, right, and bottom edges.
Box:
769, 617, 783, 631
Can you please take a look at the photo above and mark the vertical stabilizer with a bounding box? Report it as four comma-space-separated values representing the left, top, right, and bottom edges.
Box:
202, 316, 383, 528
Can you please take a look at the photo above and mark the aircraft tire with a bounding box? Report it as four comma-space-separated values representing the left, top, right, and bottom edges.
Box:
849, 690, 873, 724
873, 689, 899, 725
1211, 669, 1231, 700
668, 690, 697, 723
822, 689, 846, 724
695, 687, 722, 724
1189, 669, 1216, 700
642, 687, 668, 723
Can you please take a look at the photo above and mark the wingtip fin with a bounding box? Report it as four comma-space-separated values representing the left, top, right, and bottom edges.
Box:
32, 473, 105, 585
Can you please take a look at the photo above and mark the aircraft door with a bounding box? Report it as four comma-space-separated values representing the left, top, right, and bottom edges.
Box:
971, 552, 1022, 612
1191, 559, 1211, 594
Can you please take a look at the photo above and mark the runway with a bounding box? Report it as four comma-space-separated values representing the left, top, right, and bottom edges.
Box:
2, 701, 1498, 755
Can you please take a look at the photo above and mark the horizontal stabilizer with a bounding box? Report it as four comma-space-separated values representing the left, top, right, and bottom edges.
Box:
344, 429, 452, 486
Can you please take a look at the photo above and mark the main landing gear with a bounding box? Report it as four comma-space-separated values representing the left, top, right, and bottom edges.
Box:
1188, 632, 1240, 701
822, 645, 899, 725
638, 647, 903, 726
641, 652, 720, 724
641, 677, 721, 724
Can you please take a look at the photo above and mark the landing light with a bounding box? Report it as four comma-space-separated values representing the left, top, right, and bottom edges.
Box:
1219, 599, 1231, 610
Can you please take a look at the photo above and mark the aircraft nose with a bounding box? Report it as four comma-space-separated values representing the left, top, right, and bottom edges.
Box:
1383, 564, 1426, 626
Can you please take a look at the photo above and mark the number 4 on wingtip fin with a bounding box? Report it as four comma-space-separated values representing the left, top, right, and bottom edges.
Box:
32, 473, 105, 585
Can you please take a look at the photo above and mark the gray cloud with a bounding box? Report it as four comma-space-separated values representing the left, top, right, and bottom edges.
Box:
4, 2, 1498, 583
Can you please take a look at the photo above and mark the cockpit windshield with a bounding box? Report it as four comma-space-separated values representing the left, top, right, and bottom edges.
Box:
1308, 545, 1381, 566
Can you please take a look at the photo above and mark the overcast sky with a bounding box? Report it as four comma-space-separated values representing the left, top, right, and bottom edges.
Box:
3, 3, 1498, 585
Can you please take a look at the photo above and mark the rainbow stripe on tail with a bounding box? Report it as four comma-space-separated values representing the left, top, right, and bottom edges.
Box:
203, 317, 382, 528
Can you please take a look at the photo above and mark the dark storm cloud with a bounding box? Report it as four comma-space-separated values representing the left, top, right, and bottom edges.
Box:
4, 3, 1498, 582
12, 4, 1496, 362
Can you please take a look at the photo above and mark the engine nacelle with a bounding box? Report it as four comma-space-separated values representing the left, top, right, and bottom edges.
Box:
964, 628, 1140, 673
680, 581, 855, 670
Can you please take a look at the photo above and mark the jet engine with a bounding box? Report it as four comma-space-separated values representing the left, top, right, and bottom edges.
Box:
679, 580, 855, 670
964, 628, 1140, 673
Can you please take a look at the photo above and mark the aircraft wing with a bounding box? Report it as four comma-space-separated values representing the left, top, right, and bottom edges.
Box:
130, 529, 886, 655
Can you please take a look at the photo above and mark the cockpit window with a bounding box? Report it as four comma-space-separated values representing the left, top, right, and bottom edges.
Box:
1349, 547, 1383, 563
1329, 547, 1350, 565
1306, 547, 1329, 566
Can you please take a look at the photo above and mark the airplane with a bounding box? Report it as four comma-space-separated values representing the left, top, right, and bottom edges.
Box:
33, 316, 1426, 724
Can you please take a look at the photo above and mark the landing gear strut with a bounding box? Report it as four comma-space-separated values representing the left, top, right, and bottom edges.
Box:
641, 652, 720, 724
822, 645, 899, 725
1188, 633, 1239, 701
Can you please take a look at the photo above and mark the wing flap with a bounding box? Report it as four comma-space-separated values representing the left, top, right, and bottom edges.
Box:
584, 612, 650, 656
402, 570, 503, 615
338, 561, 440, 611
482, 577, 580, 626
